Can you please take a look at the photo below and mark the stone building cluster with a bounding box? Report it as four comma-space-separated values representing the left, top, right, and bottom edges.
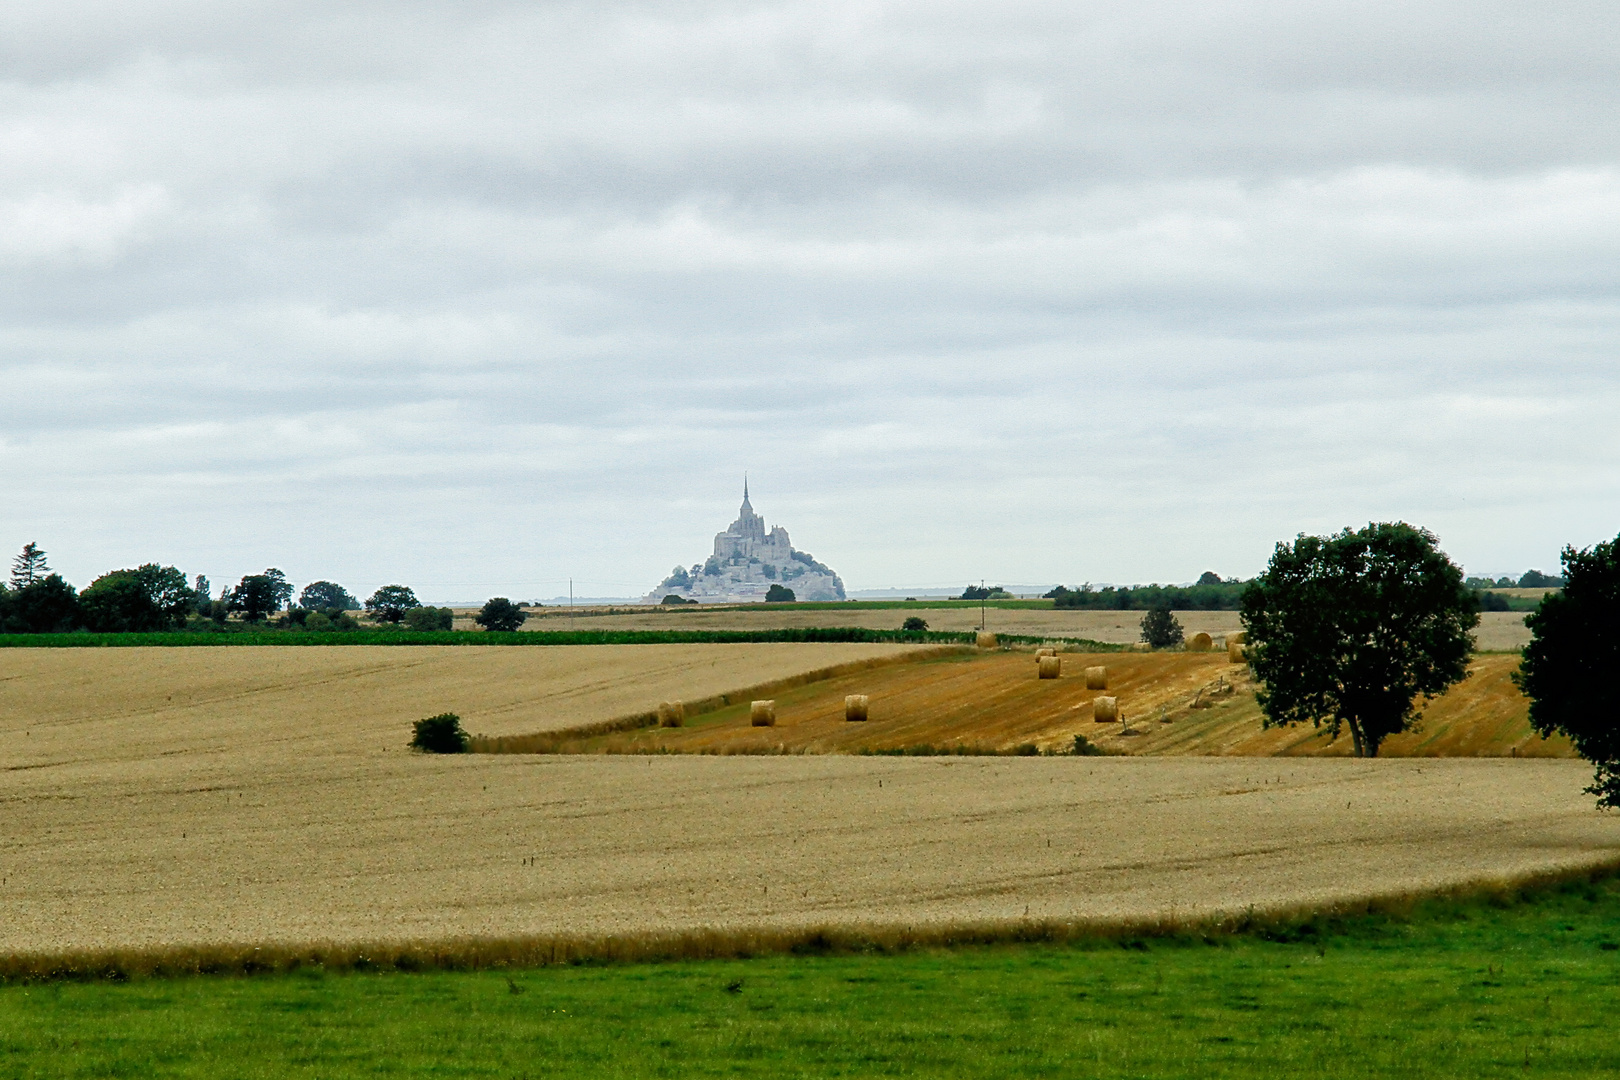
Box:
644, 484, 845, 603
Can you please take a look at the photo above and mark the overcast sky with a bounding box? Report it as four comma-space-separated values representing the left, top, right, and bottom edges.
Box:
3, 1, 1617, 602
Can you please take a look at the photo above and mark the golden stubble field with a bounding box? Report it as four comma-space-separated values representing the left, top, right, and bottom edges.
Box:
590, 651, 1570, 758
0, 644, 1613, 957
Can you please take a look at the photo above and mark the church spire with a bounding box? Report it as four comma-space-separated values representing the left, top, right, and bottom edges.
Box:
742, 473, 751, 511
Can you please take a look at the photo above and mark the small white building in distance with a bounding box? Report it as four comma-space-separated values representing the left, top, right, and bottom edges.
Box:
644, 483, 846, 603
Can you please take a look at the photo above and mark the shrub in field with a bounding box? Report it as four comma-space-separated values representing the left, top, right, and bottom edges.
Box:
765, 584, 796, 603
1072, 734, 1105, 756
404, 606, 454, 632
367, 585, 419, 624
475, 597, 527, 632
902, 616, 928, 632
303, 611, 333, 631
1516, 533, 1620, 806
1139, 606, 1184, 649
411, 713, 469, 753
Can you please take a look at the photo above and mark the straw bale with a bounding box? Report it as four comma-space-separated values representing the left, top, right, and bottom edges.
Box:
750, 700, 777, 727
1037, 656, 1062, 679
1093, 696, 1119, 723
1228, 642, 1247, 664
1084, 665, 1108, 690
1187, 632, 1213, 653
1227, 630, 1248, 645
1035, 647, 1056, 657
976, 632, 998, 650
844, 694, 869, 722
658, 700, 685, 728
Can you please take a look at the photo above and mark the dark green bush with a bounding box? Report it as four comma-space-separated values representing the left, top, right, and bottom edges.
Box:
411, 713, 468, 754
1072, 734, 1105, 756
765, 584, 796, 603
902, 616, 928, 632
475, 597, 527, 632
1140, 605, 1184, 649
404, 606, 454, 632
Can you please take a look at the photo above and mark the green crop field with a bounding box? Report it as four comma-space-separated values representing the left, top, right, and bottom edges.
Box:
4, 877, 1619, 1078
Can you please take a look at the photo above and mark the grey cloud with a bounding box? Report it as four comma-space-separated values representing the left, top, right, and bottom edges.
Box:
2, 1, 1618, 598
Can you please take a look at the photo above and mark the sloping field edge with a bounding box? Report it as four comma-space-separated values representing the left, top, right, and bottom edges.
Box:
6, 855, 1618, 984
468, 645, 974, 752
0, 629, 1123, 649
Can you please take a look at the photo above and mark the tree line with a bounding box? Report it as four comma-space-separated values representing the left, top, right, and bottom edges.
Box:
0, 544, 530, 634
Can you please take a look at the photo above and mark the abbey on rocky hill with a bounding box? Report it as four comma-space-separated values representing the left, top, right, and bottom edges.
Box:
645, 483, 845, 603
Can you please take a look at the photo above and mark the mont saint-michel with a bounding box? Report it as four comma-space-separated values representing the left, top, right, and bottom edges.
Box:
645, 485, 846, 603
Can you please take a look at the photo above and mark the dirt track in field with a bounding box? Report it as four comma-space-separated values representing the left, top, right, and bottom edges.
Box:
0, 643, 1605, 956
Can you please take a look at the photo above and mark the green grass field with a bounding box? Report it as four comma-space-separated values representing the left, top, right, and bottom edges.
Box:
4, 879, 1619, 1078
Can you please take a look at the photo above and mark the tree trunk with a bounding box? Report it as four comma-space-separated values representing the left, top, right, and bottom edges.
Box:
1350, 722, 1367, 758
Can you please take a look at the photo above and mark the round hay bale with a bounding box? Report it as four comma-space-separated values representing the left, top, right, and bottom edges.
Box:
1228, 630, 1248, 645
658, 700, 685, 728
1038, 655, 1062, 679
1093, 696, 1119, 723
1187, 632, 1213, 653
976, 631, 998, 650
750, 700, 776, 727
1084, 665, 1108, 690
1128, 642, 1152, 652
1035, 647, 1056, 657
1228, 641, 1247, 664
844, 694, 869, 722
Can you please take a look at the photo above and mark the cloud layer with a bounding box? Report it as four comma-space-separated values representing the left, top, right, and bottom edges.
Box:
3, 1, 1617, 599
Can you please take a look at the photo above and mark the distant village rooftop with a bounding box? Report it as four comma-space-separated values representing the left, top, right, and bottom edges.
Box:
645, 483, 845, 604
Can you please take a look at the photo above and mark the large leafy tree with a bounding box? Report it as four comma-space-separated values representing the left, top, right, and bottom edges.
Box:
1515, 534, 1620, 806
263, 568, 294, 611
299, 580, 360, 612
228, 574, 281, 622
475, 597, 527, 632
80, 564, 194, 632
1, 574, 82, 633
1241, 522, 1479, 757
366, 585, 419, 624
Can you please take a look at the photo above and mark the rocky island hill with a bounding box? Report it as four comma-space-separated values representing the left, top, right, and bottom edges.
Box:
645, 485, 845, 603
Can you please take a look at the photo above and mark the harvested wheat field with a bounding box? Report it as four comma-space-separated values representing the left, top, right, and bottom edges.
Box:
0, 737, 1613, 957
0, 642, 1605, 963
570, 650, 1570, 758
476, 606, 1534, 650
0, 642, 928, 765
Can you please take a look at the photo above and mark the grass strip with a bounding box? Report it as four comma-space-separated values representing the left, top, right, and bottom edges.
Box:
3, 869, 1619, 1078
0, 628, 1125, 650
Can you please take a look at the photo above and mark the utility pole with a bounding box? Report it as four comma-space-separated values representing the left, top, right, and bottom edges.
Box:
569, 578, 573, 616
980, 578, 986, 631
